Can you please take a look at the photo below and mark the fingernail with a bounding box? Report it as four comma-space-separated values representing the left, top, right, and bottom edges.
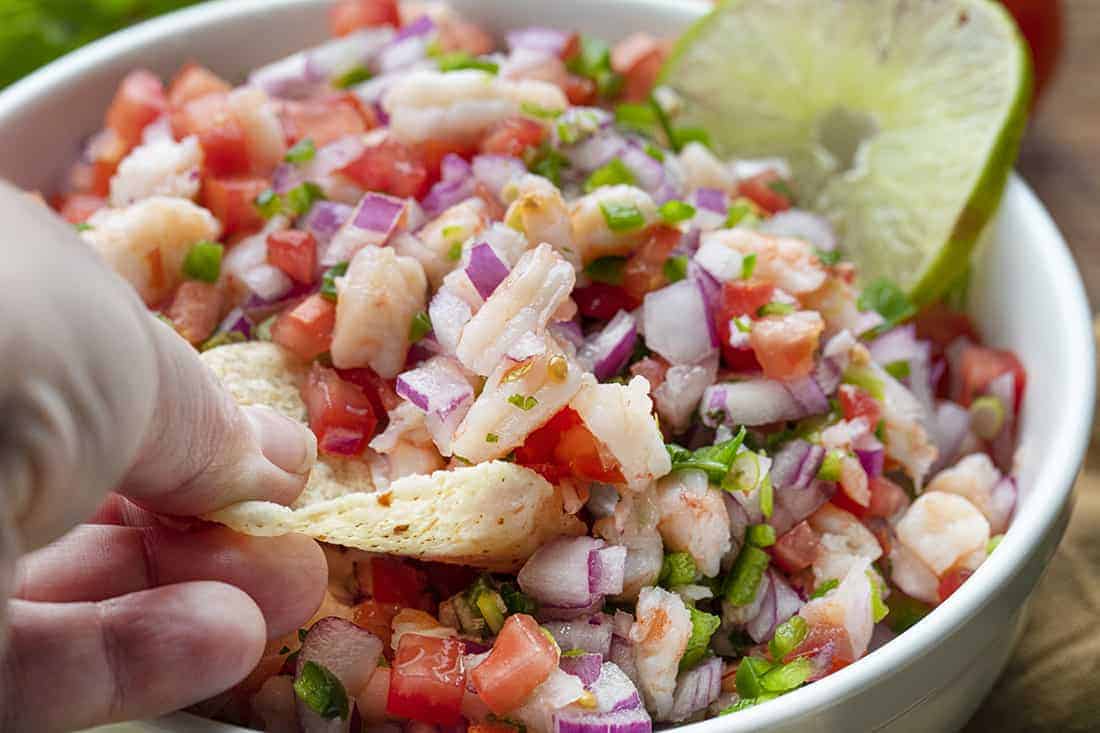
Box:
245, 405, 316, 476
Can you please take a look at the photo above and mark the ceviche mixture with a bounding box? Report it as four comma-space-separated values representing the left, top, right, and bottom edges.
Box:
52, 0, 1027, 730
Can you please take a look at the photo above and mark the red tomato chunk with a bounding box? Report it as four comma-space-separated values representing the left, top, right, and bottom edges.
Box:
387, 634, 467, 725
107, 70, 167, 148
267, 230, 318, 285
302, 362, 379, 456
273, 294, 336, 361
471, 614, 559, 715
737, 170, 792, 215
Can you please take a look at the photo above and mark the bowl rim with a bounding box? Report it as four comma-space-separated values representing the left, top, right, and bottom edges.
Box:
1, 1, 1093, 731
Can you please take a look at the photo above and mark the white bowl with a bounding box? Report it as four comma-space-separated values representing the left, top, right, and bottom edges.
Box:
1, 1, 1092, 732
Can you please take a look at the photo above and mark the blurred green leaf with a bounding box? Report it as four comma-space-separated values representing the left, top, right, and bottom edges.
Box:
0, 0, 205, 89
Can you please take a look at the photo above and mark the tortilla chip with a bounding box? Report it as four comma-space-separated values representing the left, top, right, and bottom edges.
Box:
200, 342, 584, 571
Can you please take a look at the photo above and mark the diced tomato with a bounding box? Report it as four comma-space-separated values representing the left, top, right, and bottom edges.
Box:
480, 117, 547, 158
937, 565, 973, 603
273, 295, 337, 361
515, 407, 623, 484
436, 20, 496, 56
329, 0, 400, 36
791, 624, 849, 671
387, 634, 467, 725
866, 476, 910, 520
78, 130, 130, 196
828, 489, 868, 519
630, 356, 670, 394
913, 302, 979, 356
561, 73, 598, 106
469, 724, 522, 733
279, 93, 377, 148
370, 556, 431, 609
300, 361, 379, 456
737, 170, 792, 215
719, 280, 774, 318
621, 224, 681, 301
340, 136, 430, 199
200, 120, 252, 178
201, 176, 268, 237
956, 344, 1027, 412
573, 283, 640, 321
416, 139, 477, 186
422, 562, 480, 601
335, 366, 399, 417
267, 230, 318, 285
749, 312, 823, 380
610, 33, 667, 103
770, 520, 820, 574
56, 194, 107, 224
471, 614, 559, 715
351, 599, 401, 649
167, 281, 225, 344
838, 384, 882, 427
168, 64, 231, 108
106, 70, 168, 147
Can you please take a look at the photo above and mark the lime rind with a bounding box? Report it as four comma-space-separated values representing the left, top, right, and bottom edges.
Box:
660, 0, 1032, 305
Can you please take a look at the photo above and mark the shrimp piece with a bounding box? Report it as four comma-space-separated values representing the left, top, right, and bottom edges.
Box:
630, 586, 692, 720
368, 402, 446, 486
569, 375, 672, 492
83, 196, 222, 305
800, 277, 872, 338
109, 135, 202, 206
701, 228, 827, 295
798, 559, 874, 664
807, 504, 882, 586
873, 362, 938, 486
654, 359, 717, 435
226, 86, 287, 176
451, 337, 583, 463
895, 492, 990, 577
654, 469, 730, 578
888, 542, 940, 605
455, 243, 575, 376
503, 174, 578, 267
398, 198, 489, 287
382, 70, 567, 145
748, 310, 825, 380
594, 486, 664, 601
331, 245, 428, 378
677, 142, 734, 193
569, 185, 658, 265
926, 453, 1010, 533
390, 608, 457, 651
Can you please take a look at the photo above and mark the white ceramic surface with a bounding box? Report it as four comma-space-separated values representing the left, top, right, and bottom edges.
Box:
1, 2, 1092, 732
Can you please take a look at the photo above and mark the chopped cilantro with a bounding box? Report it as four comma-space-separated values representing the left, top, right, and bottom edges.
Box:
857, 278, 917, 331
680, 607, 721, 670
499, 582, 538, 615
665, 427, 747, 484
614, 102, 658, 132
741, 252, 758, 280
182, 241, 223, 283
814, 247, 841, 266
868, 569, 889, 623
409, 311, 432, 342
75, 222, 93, 232
527, 144, 569, 186
507, 394, 538, 411
321, 262, 349, 302
658, 199, 695, 224
584, 157, 636, 193
672, 126, 711, 150
437, 52, 499, 74
584, 256, 627, 286
766, 178, 796, 201
294, 661, 350, 720
255, 188, 282, 219
644, 142, 666, 161
662, 255, 689, 284
726, 199, 761, 229
285, 137, 316, 164
284, 181, 326, 217
884, 360, 911, 380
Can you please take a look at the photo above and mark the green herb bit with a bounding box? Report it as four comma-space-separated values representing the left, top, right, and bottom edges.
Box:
987, 534, 1004, 554
475, 590, 508, 634
615, 102, 659, 132
332, 65, 373, 89
285, 181, 326, 217
757, 302, 796, 318
294, 661, 350, 720
723, 545, 770, 606
814, 247, 841, 266
584, 256, 628, 286
842, 365, 886, 401
527, 144, 569, 186
507, 394, 538, 411
75, 222, 93, 232
584, 157, 636, 193
485, 433, 500, 443
644, 142, 666, 161
857, 278, 917, 331
256, 314, 278, 341
285, 137, 316, 164
521, 100, 561, 119
817, 449, 845, 482
200, 330, 246, 352
658, 199, 696, 224
766, 178, 796, 201
747, 523, 777, 548
562, 648, 588, 658
810, 578, 839, 599
759, 474, 774, 519
884, 360, 911, 380
740, 252, 758, 280
731, 316, 752, 335
499, 582, 538, 616
663, 255, 689, 284
680, 607, 721, 671
437, 52, 499, 74
409, 311, 432, 342
181, 241, 224, 283
768, 616, 808, 662
867, 569, 889, 623
886, 592, 930, 633
969, 395, 1006, 439
726, 198, 761, 229
672, 126, 711, 150
665, 426, 747, 484
255, 188, 282, 219
659, 551, 697, 588
760, 656, 812, 693
599, 201, 646, 232
443, 240, 463, 262
321, 262, 349, 302
567, 36, 612, 79
734, 656, 772, 699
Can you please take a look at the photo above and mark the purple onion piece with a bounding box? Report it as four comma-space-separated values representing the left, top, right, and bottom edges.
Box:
542, 614, 614, 657
560, 653, 604, 687
519, 537, 604, 608
588, 545, 627, 596
554, 705, 653, 733
506, 26, 573, 56
578, 310, 637, 381
465, 242, 511, 299
693, 187, 728, 215
667, 657, 722, 722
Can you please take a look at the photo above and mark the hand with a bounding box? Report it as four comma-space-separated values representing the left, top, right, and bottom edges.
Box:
0, 182, 327, 732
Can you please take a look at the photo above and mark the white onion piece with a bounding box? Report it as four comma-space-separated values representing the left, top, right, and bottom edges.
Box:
590, 662, 644, 713
701, 379, 806, 427
693, 237, 744, 282
730, 157, 791, 181
519, 537, 604, 608
643, 279, 715, 365
543, 613, 614, 658
506, 26, 573, 56
666, 657, 721, 722
759, 209, 837, 252
654, 358, 717, 435
427, 287, 473, 355
324, 192, 407, 266
241, 264, 293, 301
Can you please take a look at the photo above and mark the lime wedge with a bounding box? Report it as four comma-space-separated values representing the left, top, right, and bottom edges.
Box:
660, 0, 1032, 304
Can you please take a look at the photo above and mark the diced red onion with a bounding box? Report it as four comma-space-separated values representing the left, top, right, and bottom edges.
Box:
422, 158, 476, 217
988, 371, 1017, 472
989, 475, 1017, 534
745, 573, 778, 643
771, 570, 804, 630
216, 307, 252, 339
654, 359, 718, 434
554, 705, 653, 733
611, 611, 633, 639
692, 188, 727, 215
690, 263, 721, 348
758, 209, 837, 252
296, 617, 382, 732
814, 357, 842, 395
701, 379, 808, 427
693, 237, 743, 282
428, 287, 473, 355
241, 264, 294, 301
771, 478, 834, 537
542, 614, 614, 658
608, 637, 640, 691
472, 155, 527, 199
786, 376, 829, 416
272, 163, 305, 194
506, 27, 573, 56
240, 282, 315, 325
312, 135, 368, 178
539, 596, 606, 621
578, 310, 637, 381
323, 192, 407, 266
771, 440, 826, 491
465, 242, 511, 299
249, 53, 325, 99
563, 129, 625, 171
560, 653, 604, 687
642, 279, 716, 365
395, 357, 474, 415
302, 201, 355, 244
855, 447, 885, 478
666, 657, 722, 722
519, 537, 604, 608
517, 668, 588, 733
619, 143, 676, 203
589, 545, 627, 596
589, 663, 643, 713
378, 32, 433, 73
395, 14, 435, 41
852, 309, 886, 337
551, 320, 586, 351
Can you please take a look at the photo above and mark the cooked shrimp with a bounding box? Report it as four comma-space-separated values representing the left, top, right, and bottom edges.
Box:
654, 469, 731, 578
109, 135, 202, 206
82, 196, 221, 305
926, 453, 1010, 533
456, 243, 575, 376
382, 70, 566, 145
873, 362, 939, 486
677, 141, 734, 193
630, 586, 692, 720
503, 174, 578, 267
570, 375, 672, 492
807, 504, 882, 586
226, 86, 287, 176
798, 559, 874, 663
594, 486, 664, 600
569, 185, 658, 265
406, 198, 490, 287
701, 228, 827, 294
895, 492, 989, 577
368, 402, 446, 485
331, 245, 428, 378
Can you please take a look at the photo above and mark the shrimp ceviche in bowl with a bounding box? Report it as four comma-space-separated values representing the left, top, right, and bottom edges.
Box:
48, 0, 1028, 730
